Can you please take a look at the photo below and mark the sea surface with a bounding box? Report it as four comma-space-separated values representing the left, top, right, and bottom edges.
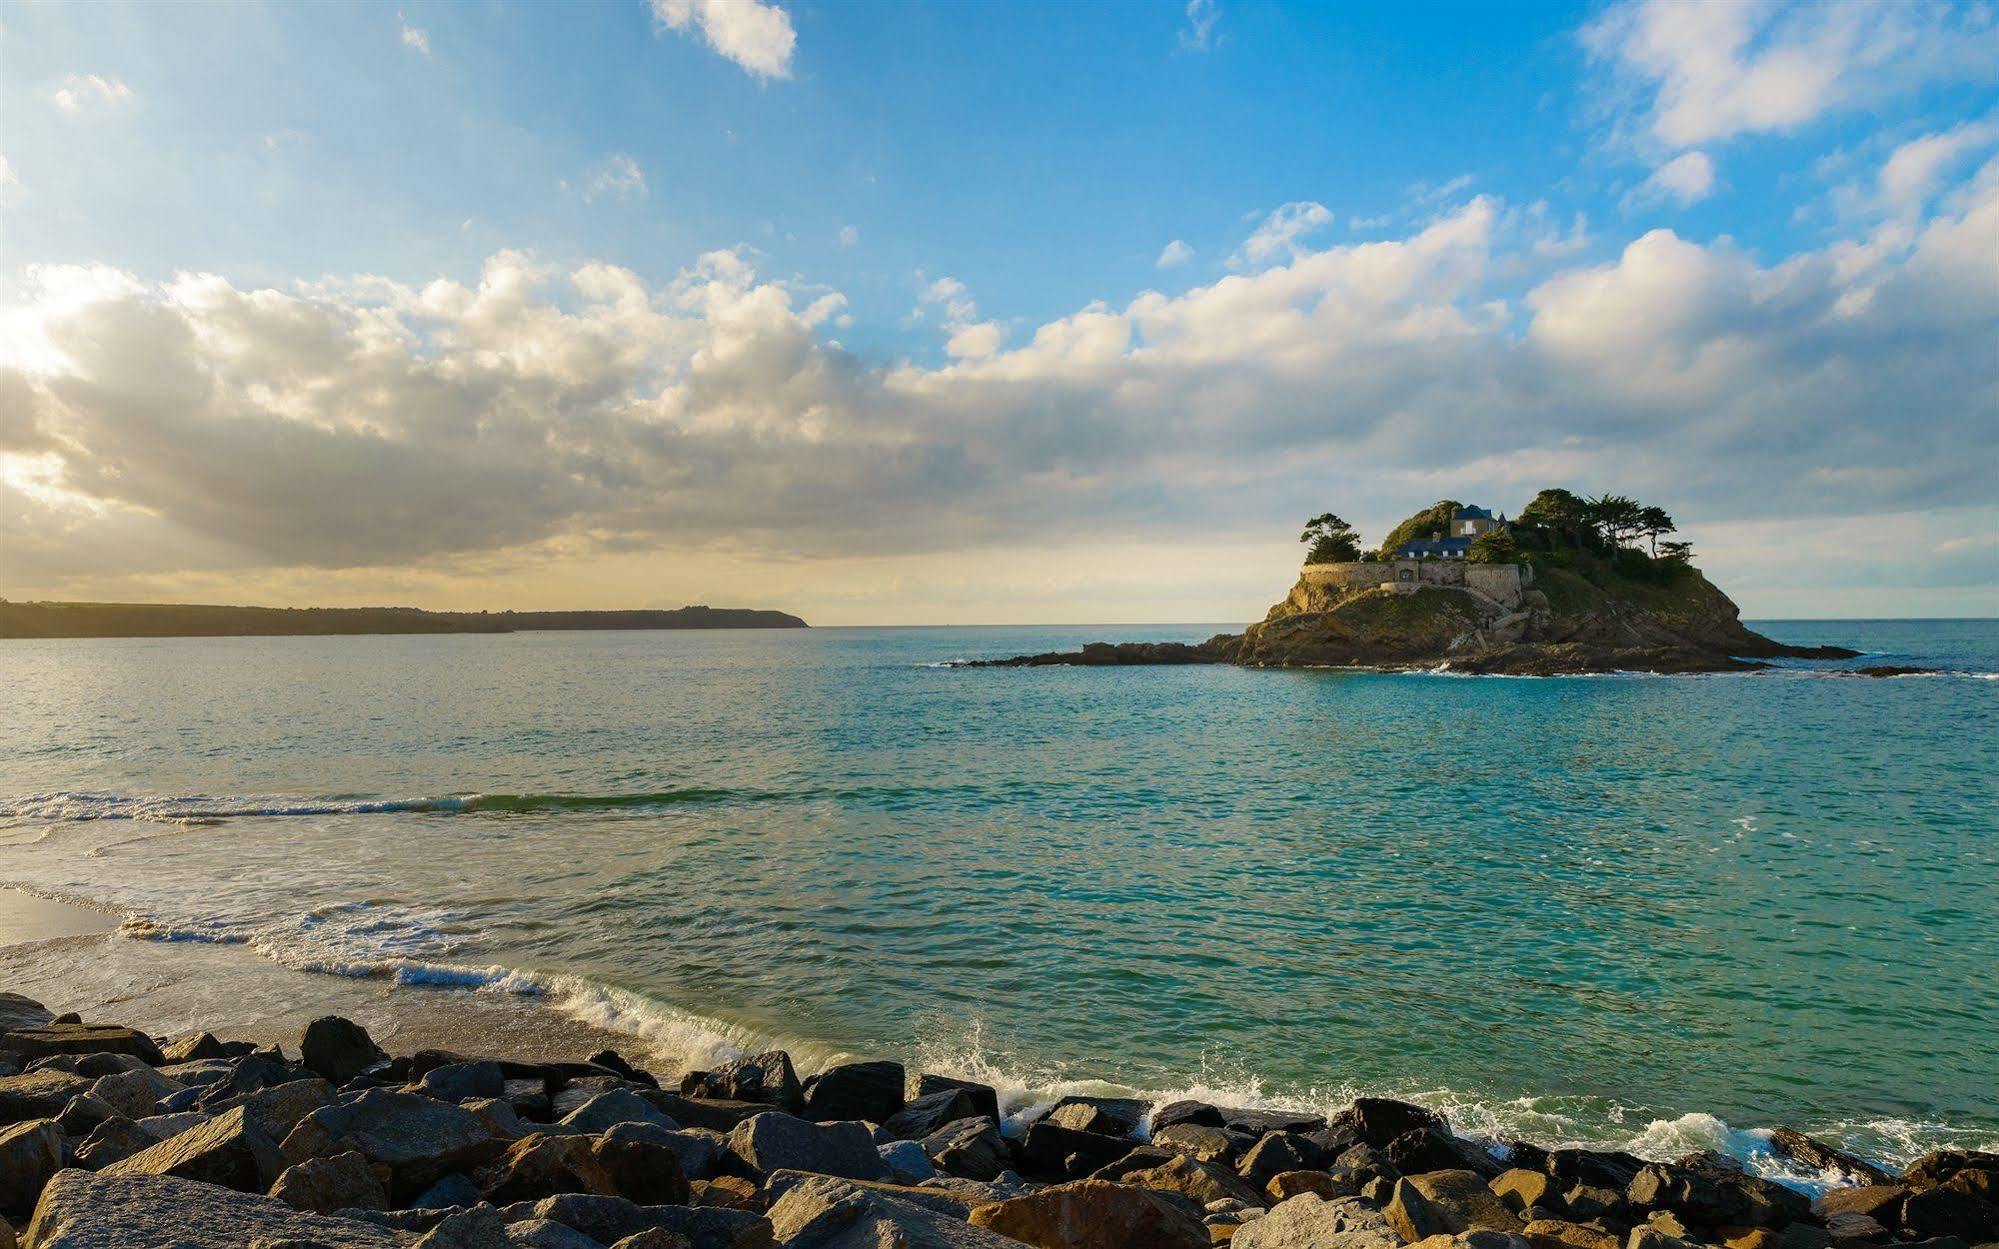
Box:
1, 620, 1994, 1185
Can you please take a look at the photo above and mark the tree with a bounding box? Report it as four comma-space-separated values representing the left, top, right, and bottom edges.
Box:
1637, 505, 1676, 556
1585, 494, 1645, 549
1658, 539, 1695, 569
1300, 513, 1362, 564
1467, 529, 1520, 564
1516, 488, 1588, 550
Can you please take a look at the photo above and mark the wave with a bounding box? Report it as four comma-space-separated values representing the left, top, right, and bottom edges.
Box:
0, 788, 751, 828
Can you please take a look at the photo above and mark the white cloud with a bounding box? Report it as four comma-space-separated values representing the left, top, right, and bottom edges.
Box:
1349, 214, 1393, 231
1878, 120, 1999, 211
839, 225, 859, 248
400, 13, 431, 57
1180, 0, 1220, 52
650, 0, 795, 81
1234, 201, 1333, 268
1408, 173, 1475, 204
1629, 150, 1717, 208
583, 154, 648, 202
1585, 0, 1999, 151
1156, 239, 1194, 268
4, 168, 1992, 606
51, 74, 134, 115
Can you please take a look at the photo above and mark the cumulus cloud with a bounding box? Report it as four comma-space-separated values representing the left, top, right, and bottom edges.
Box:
1234, 201, 1333, 268
1878, 120, 1999, 212
1585, 0, 1999, 151
4, 158, 1994, 602
650, 0, 795, 81
1157, 239, 1194, 268
584, 154, 648, 202
399, 12, 431, 57
51, 74, 134, 115
1629, 150, 1717, 207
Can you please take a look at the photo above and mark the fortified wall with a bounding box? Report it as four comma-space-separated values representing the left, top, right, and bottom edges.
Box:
1299, 559, 1531, 612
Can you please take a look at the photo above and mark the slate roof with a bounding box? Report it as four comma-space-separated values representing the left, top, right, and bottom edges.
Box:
1394, 536, 1475, 557
1453, 505, 1495, 521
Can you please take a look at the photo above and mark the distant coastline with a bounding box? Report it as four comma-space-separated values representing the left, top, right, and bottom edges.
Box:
0, 600, 808, 639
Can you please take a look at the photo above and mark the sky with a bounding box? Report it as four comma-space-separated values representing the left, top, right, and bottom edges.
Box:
2, 0, 1996, 624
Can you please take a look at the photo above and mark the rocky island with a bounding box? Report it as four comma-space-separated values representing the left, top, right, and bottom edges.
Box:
2, 992, 1993, 1249
977, 493, 1860, 676
0, 602, 808, 641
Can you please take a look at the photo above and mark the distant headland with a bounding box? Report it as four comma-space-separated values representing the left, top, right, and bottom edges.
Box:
0, 600, 808, 640
975, 491, 1862, 675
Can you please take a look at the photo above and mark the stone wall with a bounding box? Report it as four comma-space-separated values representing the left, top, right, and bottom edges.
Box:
1298, 559, 1528, 610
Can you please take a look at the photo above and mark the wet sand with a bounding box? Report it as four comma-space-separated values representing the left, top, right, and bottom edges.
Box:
0, 887, 658, 1067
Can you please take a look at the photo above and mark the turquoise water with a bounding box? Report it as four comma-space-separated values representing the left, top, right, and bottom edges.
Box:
1, 620, 1994, 1171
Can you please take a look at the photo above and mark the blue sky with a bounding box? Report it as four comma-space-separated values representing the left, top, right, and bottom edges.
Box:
4, 0, 1997, 621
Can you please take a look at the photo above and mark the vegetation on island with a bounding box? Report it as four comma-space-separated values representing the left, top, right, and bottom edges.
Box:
1299, 513, 1363, 564
1300, 488, 1694, 580
0, 600, 808, 640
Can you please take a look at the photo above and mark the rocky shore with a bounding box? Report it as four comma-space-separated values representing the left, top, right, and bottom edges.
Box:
2, 994, 1993, 1249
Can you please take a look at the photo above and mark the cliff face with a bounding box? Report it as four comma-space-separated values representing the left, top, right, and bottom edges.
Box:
1233, 562, 1849, 674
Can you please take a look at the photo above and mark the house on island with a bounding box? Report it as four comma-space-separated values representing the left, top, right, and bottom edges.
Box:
1391, 504, 1507, 560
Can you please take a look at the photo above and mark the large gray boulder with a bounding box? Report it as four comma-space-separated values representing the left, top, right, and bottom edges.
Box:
0, 994, 54, 1033
1387, 1171, 1526, 1242
799, 1061, 904, 1125
103, 1103, 286, 1193
921, 1117, 1009, 1181
1, 1024, 164, 1066
0, 1118, 63, 1215
500, 1194, 775, 1248
727, 1112, 888, 1181
280, 1088, 503, 1201
1233, 1192, 1407, 1249
967, 1177, 1210, 1248
269, 1149, 390, 1214
685, 1051, 803, 1115
85, 1067, 182, 1120
0, 1070, 92, 1125
22, 1168, 407, 1248
300, 1016, 383, 1085
560, 1088, 678, 1135
767, 1173, 1020, 1247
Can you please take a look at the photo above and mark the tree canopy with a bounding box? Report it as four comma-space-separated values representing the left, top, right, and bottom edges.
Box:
1301, 513, 1363, 564
1376, 500, 1461, 559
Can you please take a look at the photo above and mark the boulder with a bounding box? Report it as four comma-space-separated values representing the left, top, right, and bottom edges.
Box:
1627, 1158, 1808, 1229
879, 1138, 936, 1184
692, 1174, 764, 1212
686, 1052, 803, 1115
499, 1193, 775, 1248
419, 1061, 506, 1103
968, 1177, 1210, 1248
727, 1112, 888, 1181
1387, 1171, 1526, 1241
1266, 1171, 1362, 1204
1545, 1151, 1646, 1193
562, 1088, 680, 1135
1523, 1218, 1621, 1249
0, 1069, 92, 1124
1117, 1152, 1266, 1209
1016, 1119, 1138, 1178
1813, 1186, 1908, 1223
0, 1118, 63, 1214
612, 1234, 699, 1249
884, 1089, 988, 1141
72, 1115, 161, 1169
553, 1075, 635, 1120
476, 1132, 618, 1204
1330, 1099, 1447, 1149
280, 1088, 503, 1201
0, 1024, 164, 1066
269, 1149, 389, 1213
1766, 1130, 1893, 1186
412, 1204, 509, 1248
1224, 1192, 1404, 1249
104, 1103, 286, 1193
1901, 1186, 1998, 1241
643, 1091, 770, 1134
223, 1076, 339, 1141
1562, 1183, 1625, 1222
1154, 1122, 1239, 1164
23, 1168, 406, 1248
508, 1217, 610, 1248
1390, 1127, 1484, 1176
85, 1067, 182, 1120
587, 1049, 658, 1088
0, 994, 54, 1033
1242, 1133, 1322, 1187
1044, 1097, 1150, 1139
765, 1170, 985, 1218
1222, 1107, 1329, 1136
54, 1092, 121, 1136
922, 1117, 1009, 1182
594, 1121, 694, 1205
299, 1016, 383, 1085
911, 1076, 1001, 1125
799, 1061, 904, 1125
409, 1171, 482, 1209
1492, 1169, 1561, 1215
1627, 1229, 1702, 1249
1903, 1151, 1999, 1191
161, 1032, 232, 1064
767, 1173, 1021, 1247
1153, 1101, 1228, 1131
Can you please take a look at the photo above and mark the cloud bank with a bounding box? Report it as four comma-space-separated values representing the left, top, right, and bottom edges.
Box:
5, 140, 1994, 616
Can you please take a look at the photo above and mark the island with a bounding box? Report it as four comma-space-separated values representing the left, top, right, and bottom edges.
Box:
973, 491, 1860, 675
0, 601, 808, 640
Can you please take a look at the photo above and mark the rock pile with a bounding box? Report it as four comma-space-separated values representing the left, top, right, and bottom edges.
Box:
0, 996, 1992, 1249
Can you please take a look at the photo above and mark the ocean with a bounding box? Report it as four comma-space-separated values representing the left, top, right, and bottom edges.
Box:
1, 619, 1994, 1186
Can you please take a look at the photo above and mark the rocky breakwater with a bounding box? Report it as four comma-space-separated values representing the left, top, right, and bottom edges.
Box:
3, 994, 1995, 1249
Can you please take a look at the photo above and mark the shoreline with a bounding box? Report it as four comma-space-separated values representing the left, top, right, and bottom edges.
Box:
3, 977, 1994, 1249
5, 888, 1991, 1197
